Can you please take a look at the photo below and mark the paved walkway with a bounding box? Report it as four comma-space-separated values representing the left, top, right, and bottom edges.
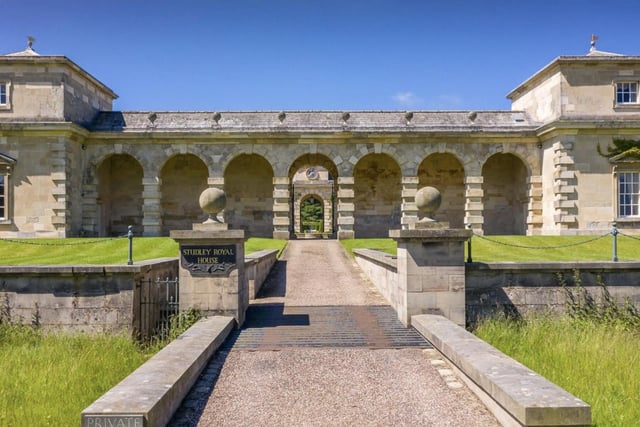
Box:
170, 240, 499, 426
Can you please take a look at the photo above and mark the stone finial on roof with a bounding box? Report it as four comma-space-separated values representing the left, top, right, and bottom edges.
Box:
27, 35, 35, 50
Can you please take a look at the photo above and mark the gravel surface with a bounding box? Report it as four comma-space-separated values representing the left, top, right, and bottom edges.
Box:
196, 347, 498, 427
173, 240, 500, 426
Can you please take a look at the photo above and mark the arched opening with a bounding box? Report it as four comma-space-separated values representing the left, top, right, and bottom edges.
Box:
418, 153, 465, 228
160, 154, 208, 235
289, 154, 338, 238
353, 153, 401, 237
300, 195, 324, 233
96, 154, 143, 236
482, 153, 528, 235
224, 154, 274, 237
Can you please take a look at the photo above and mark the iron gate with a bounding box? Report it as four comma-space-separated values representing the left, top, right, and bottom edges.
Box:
135, 276, 179, 341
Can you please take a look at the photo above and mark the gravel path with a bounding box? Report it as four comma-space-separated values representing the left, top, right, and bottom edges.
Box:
172, 240, 499, 426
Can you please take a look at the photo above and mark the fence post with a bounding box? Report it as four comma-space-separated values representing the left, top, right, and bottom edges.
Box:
127, 225, 134, 265
612, 221, 618, 262
466, 223, 473, 263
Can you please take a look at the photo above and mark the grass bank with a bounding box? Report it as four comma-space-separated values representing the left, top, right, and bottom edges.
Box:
0, 237, 287, 265
340, 234, 640, 262
474, 315, 640, 427
0, 325, 158, 426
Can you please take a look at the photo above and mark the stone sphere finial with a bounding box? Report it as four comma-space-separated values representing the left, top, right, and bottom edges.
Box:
199, 187, 226, 223
415, 186, 442, 221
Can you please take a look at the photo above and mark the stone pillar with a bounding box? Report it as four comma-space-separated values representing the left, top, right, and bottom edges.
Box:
142, 176, 161, 236
401, 176, 419, 230
337, 176, 355, 239
272, 176, 290, 240
527, 175, 543, 235
464, 175, 484, 235
170, 188, 248, 327
390, 186, 471, 327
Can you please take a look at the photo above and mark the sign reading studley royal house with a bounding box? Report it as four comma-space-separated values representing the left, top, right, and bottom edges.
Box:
179, 245, 236, 276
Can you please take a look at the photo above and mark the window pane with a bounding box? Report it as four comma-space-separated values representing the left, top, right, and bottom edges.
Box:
619, 172, 640, 217
0, 84, 5, 105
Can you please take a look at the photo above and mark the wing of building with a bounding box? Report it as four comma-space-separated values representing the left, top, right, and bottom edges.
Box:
1, 42, 639, 238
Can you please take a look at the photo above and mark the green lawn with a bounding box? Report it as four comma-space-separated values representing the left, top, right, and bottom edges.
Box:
0, 237, 287, 265
340, 234, 640, 262
474, 315, 640, 427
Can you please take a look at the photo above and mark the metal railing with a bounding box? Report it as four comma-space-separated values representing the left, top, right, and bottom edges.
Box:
135, 276, 179, 341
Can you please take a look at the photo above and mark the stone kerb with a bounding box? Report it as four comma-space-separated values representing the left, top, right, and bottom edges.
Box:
413, 314, 591, 426
82, 316, 235, 427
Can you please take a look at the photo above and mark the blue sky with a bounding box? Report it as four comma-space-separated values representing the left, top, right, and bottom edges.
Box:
3, 0, 640, 111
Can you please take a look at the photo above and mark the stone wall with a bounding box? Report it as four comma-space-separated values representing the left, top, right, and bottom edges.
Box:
353, 249, 640, 325
466, 262, 640, 324
0, 259, 177, 332
245, 249, 279, 299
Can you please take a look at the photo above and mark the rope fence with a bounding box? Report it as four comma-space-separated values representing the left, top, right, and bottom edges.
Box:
467, 223, 638, 263
0, 226, 135, 265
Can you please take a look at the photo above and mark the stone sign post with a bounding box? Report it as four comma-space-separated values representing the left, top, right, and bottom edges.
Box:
170, 188, 248, 326
390, 186, 471, 326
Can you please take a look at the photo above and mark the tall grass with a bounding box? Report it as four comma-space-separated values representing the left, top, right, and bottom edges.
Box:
0, 325, 157, 426
475, 315, 640, 426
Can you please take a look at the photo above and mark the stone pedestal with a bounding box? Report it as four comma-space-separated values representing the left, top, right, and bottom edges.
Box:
170, 226, 248, 327
390, 226, 471, 327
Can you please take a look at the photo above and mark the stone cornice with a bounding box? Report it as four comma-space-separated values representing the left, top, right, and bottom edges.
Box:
0, 55, 118, 100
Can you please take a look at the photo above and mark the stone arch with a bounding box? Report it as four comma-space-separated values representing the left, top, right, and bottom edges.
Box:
96, 154, 143, 236
160, 154, 209, 235
223, 153, 274, 237
353, 153, 402, 237
418, 153, 465, 228
288, 153, 339, 180
482, 153, 529, 235
289, 153, 338, 237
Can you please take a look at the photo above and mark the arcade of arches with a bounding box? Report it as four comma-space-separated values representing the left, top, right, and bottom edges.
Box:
92, 147, 537, 239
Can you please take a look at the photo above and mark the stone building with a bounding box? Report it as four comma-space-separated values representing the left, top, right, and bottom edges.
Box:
1, 40, 639, 239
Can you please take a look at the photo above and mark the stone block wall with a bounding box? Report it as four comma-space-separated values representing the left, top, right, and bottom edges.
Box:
353, 250, 640, 326
0, 259, 177, 332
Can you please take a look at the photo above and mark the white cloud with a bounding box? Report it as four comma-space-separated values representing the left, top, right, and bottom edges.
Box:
392, 91, 423, 107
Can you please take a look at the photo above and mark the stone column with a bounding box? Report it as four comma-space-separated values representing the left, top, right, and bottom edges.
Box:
142, 176, 161, 237
390, 187, 471, 327
272, 176, 291, 240
401, 176, 419, 230
527, 175, 543, 234
337, 176, 355, 239
464, 175, 484, 235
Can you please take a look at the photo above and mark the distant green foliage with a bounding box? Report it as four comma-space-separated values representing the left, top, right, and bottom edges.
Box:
300, 197, 323, 232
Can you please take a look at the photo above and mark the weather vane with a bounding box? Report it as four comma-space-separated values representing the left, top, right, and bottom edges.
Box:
27, 36, 35, 50
590, 34, 598, 51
